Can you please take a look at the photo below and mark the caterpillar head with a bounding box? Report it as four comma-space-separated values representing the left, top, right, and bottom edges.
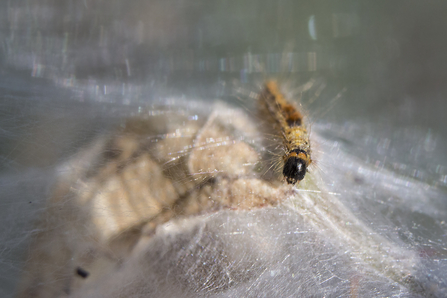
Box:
283, 149, 310, 185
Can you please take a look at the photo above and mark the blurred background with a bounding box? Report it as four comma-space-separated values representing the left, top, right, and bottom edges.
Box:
0, 0, 446, 297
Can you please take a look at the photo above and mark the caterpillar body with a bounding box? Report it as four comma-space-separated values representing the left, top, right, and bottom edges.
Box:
259, 80, 312, 184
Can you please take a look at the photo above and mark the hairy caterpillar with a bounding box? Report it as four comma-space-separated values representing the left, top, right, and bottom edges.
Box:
259, 80, 311, 184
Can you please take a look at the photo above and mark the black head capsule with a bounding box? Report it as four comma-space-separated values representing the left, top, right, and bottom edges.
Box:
283, 156, 307, 185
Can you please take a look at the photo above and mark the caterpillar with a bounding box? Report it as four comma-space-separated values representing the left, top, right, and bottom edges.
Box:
259, 80, 312, 184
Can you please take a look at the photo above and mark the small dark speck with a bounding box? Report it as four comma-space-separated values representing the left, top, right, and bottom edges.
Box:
29, 201, 32, 204
354, 176, 364, 184
76, 267, 90, 279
